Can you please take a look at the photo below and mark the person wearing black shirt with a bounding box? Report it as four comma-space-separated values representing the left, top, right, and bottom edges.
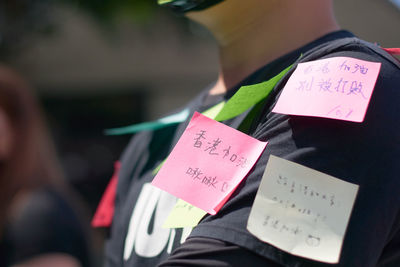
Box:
103, 1, 400, 266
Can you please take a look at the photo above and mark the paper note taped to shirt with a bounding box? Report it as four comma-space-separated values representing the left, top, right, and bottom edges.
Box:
152, 112, 267, 215
272, 57, 381, 122
247, 155, 359, 263
162, 199, 207, 228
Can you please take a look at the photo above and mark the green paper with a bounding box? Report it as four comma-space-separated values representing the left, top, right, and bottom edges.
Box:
152, 159, 166, 175
202, 101, 226, 119
158, 0, 173, 4
105, 108, 190, 136
214, 64, 293, 122
162, 199, 207, 229
105, 100, 227, 136
105, 121, 170, 135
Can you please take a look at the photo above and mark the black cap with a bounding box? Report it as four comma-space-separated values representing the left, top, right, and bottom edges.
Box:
158, 0, 225, 14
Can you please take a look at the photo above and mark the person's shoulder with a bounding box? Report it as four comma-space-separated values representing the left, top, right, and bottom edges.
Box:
263, 35, 400, 146
321, 37, 400, 99
309, 36, 400, 73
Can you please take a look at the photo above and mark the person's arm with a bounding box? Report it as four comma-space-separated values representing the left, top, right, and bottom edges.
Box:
158, 237, 282, 267
159, 47, 400, 266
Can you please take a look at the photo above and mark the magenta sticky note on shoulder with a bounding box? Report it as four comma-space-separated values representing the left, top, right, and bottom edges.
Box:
151, 112, 267, 215
272, 57, 381, 122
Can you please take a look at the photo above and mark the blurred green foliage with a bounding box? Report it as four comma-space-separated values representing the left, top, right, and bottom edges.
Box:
0, 0, 55, 59
0, 0, 159, 59
64, 0, 159, 24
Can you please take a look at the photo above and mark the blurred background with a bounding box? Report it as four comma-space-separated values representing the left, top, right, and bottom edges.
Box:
1, 0, 399, 258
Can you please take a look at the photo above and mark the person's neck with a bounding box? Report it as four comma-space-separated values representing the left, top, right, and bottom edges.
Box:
200, 2, 340, 95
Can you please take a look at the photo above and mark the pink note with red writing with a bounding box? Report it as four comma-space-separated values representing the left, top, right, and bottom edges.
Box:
152, 112, 267, 215
272, 57, 381, 122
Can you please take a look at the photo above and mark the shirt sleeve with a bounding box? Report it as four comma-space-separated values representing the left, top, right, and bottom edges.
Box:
187, 47, 400, 266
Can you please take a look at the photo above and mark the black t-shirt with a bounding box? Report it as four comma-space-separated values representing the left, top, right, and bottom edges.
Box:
0, 187, 91, 267
104, 31, 400, 266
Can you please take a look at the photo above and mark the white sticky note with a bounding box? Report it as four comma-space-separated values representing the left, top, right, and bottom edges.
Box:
247, 155, 359, 263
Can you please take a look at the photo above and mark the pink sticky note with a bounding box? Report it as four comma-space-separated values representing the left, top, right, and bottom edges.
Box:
272, 57, 381, 122
151, 112, 267, 215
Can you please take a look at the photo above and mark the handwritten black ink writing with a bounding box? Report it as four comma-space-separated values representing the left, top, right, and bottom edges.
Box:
318, 62, 330, 73
221, 182, 229, 192
191, 132, 248, 168
306, 235, 321, 247
186, 167, 204, 180
297, 78, 314, 91
194, 130, 206, 148
230, 154, 238, 162
175, 202, 193, 211
327, 105, 354, 118
201, 176, 218, 188
339, 60, 368, 74
295, 76, 367, 99
339, 60, 351, 71
275, 174, 339, 208
334, 78, 348, 93
263, 215, 303, 236
348, 81, 367, 99
186, 166, 228, 192
222, 146, 231, 158
204, 138, 222, 155
304, 65, 313, 74
318, 79, 333, 92
352, 63, 368, 75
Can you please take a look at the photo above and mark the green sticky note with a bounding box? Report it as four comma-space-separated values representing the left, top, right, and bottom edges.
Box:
162, 199, 207, 229
105, 108, 190, 135
152, 159, 166, 175
158, 0, 173, 4
214, 64, 293, 122
202, 101, 226, 119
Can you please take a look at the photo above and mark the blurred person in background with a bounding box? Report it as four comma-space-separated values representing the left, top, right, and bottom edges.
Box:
0, 65, 92, 267
102, 0, 400, 266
